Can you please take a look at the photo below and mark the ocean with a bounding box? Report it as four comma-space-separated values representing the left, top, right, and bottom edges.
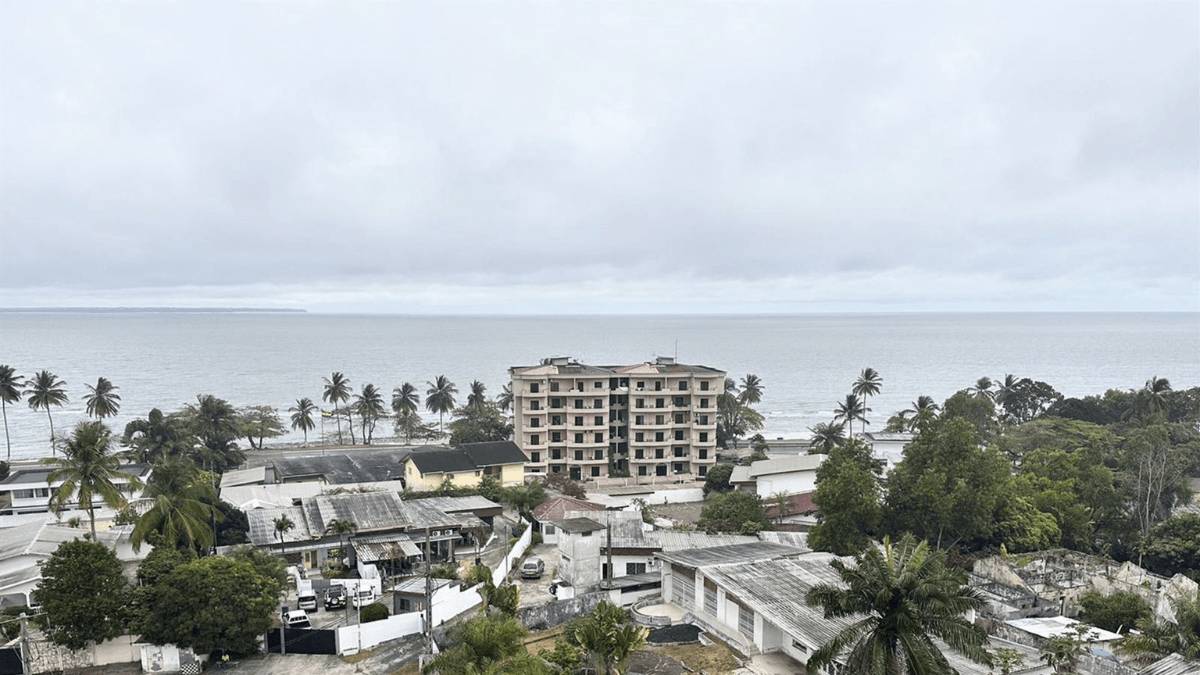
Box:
0, 312, 1197, 461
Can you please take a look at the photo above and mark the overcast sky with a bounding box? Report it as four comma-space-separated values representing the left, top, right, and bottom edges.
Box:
0, 1, 1196, 314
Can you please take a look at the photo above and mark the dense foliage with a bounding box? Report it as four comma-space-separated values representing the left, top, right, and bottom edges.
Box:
35, 540, 130, 650
698, 489, 768, 534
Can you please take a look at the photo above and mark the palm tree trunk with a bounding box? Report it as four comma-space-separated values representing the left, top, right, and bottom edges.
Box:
334, 404, 343, 444
88, 502, 96, 542
2, 401, 10, 461
46, 408, 55, 455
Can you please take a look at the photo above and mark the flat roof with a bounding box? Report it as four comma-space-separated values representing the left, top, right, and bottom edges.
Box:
657, 541, 804, 569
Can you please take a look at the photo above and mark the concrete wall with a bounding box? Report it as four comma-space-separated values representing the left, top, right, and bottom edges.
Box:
516, 592, 607, 631
26, 633, 151, 673
755, 471, 817, 499
499, 464, 523, 486
559, 528, 602, 589
338, 612, 425, 655
493, 520, 533, 586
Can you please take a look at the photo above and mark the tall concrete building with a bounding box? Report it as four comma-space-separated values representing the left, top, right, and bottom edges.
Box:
509, 356, 725, 482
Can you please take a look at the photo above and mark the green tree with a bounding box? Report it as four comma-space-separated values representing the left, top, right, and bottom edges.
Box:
809, 440, 882, 556
121, 408, 191, 464
805, 535, 991, 675
479, 580, 520, 617
135, 544, 195, 587
326, 518, 357, 571
941, 390, 997, 441
501, 481, 548, 520
183, 394, 244, 473
83, 376, 121, 420
835, 393, 869, 437
288, 397, 317, 444
901, 395, 941, 431
130, 456, 219, 552
323, 372, 352, 445
34, 539, 130, 650
448, 402, 513, 445
1039, 624, 1093, 674
137, 555, 280, 656
394, 407, 439, 444
227, 546, 288, 588
392, 381, 420, 417
238, 405, 286, 450
1123, 425, 1189, 547
807, 421, 846, 454
571, 601, 648, 675
426, 375, 459, 435
361, 602, 389, 623
353, 383, 386, 444
497, 384, 514, 417
967, 376, 995, 401
0, 366, 23, 461
698, 490, 768, 534
467, 380, 489, 411
1142, 513, 1200, 580
1078, 590, 1150, 634
26, 369, 68, 452
998, 377, 1062, 425
273, 515, 295, 555
702, 462, 735, 496
423, 614, 550, 675
1117, 590, 1200, 663
852, 368, 882, 430
717, 377, 765, 449
739, 374, 763, 405
43, 421, 140, 540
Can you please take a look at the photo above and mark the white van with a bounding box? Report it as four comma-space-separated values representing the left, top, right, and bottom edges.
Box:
351, 588, 375, 608
283, 610, 311, 629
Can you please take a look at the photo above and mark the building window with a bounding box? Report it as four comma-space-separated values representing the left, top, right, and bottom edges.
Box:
635, 432, 644, 442
595, 415, 603, 426
700, 380, 710, 391
675, 413, 684, 423
581, 531, 592, 537
545, 524, 555, 535
679, 381, 688, 391
595, 381, 603, 389
574, 416, 584, 426
699, 449, 708, 459
591, 466, 600, 477
531, 418, 541, 428
699, 398, 709, 408
551, 398, 562, 408
530, 382, 539, 393
574, 399, 584, 409
550, 382, 560, 392
674, 462, 683, 473
595, 433, 604, 443
655, 448, 664, 459
674, 430, 684, 441
655, 398, 665, 409
705, 582, 717, 615
674, 447, 685, 457
635, 449, 644, 459
638, 466, 647, 476
792, 640, 809, 653
698, 414, 708, 425
674, 397, 685, 407
574, 451, 583, 461
552, 432, 562, 442
552, 449, 562, 460
531, 452, 540, 462
594, 450, 604, 460
635, 398, 645, 409
530, 400, 540, 410
698, 465, 708, 476
699, 432, 709, 442
551, 465, 561, 472
575, 433, 584, 443
654, 381, 663, 391
530, 434, 540, 445
626, 562, 646, 575
636, 381, 645, 390
593, 398, 603, 409
655, 432, 664, 442
738, 604, 753, 637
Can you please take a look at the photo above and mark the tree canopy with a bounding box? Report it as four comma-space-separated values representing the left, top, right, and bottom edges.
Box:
35, 539, 130, 650
809, 440, 882, 556
698, 490, 768, 534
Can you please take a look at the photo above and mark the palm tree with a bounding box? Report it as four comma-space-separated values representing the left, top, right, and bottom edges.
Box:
84, 376, 121, 420
967, 377, 995, 401
996, 374, 1020, 408
426, 375, 458, 435
902, 396, 941, 430
353, 384, 385, 444
834, 393, 869, 438
0, 366, 24, 461
288, 398, 317, 445
808, 421, 847, 454
273, 515, 295, 556
467, 380, 489, 412
769, 491, 792, 525
322, 372, 352, 445
326, 518, 358, 571
392, 382, 419, 416
43, 421, 140, 541
739, 374, 763, 405
1140, 376, 1172, 418
130, 456, 219, 552
497, 384, 514, 418
26, 370, 69, 453
806, 534, 992, 675
1118, 590, 1200, 663
852, 368, 882, 430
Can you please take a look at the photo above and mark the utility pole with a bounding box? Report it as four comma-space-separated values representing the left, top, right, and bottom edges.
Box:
605, 520, 613, 588
424, 527, 433, 656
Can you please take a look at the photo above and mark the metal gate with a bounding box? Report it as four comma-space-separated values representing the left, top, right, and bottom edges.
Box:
0, 648, 21, 675
671, 574, 694, 608
267, 627, 337, 655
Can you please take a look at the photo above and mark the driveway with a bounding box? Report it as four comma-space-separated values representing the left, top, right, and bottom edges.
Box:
514, 543, 558, 607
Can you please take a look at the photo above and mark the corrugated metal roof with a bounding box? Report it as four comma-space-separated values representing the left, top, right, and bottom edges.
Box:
310, 492, 410, 534
757, 531, 810, 550
556, 517, 606, 533
401, 499, 461, 530
647, 531, 759, 551
247, 506, 312, 547
272, 449, 410, 484
729, 465, 752, 485
413, 495, 503, 514
746, 455, 824, 478
221, 483, 323, 509
1139, 654, 1200, 675
219, 466, 267, 489
657, 541, 803, 569
532, 496, 606, 521
352, 536, 422, 562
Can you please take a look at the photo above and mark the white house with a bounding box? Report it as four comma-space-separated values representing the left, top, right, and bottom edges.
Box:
0, 520, 149, 608
0, 464, 153, 517
729, 455, 824, 498
860, 431, 914, 472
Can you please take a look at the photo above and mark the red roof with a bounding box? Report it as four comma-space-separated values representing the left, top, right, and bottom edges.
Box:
532, 495, 605, 521
763, 492, 817, 518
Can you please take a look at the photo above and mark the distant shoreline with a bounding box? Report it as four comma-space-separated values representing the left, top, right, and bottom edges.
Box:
0, 307, 307, 314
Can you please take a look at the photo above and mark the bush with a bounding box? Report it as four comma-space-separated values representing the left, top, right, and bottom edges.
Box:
432, 563, 461, 580
531, 532, 543, 546
1079, 590, 1150, 634
360, 602, 389, 623
698, 491, 768, 534
542, 472, 587, 498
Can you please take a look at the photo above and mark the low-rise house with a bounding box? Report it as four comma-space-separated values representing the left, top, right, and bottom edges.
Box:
403, 441, 527, 490
0, 464, 153, 517
531, 495, 606, 544
391, 576, 458, 614
728, 455, 823, 498
1003, 616, 1123, 652
0, 521, 148, 608
763, 492, 818, 528
860, 431, 914, 471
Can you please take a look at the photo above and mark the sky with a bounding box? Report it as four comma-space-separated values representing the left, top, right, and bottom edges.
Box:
0, 1, 1197, 314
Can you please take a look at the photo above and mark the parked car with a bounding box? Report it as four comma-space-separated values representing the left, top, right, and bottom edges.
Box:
324, 586, 346, 610
521, 557, 544, 579
351, 588, 375, 608
283, 610, 311, 629
298, 591, 318, 611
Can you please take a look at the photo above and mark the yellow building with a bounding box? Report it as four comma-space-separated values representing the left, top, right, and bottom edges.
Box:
403, 441, 527, 491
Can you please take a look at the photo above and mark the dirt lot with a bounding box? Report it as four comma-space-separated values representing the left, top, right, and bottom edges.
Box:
652, 643, 742, 675
649, 500, 706, 527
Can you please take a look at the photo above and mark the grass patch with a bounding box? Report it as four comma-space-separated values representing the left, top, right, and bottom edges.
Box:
341, 649, 374, 664
523, 626, 566, 655
650, 643, 741, 675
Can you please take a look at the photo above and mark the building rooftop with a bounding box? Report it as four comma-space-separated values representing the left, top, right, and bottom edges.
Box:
406, 448, 478, 475
657, 541, 805, 569
460, 440, 527, 467
219, 466, 268, 489
647, 531, 759, 552
352, 533, 423, 562
1005, 616, 1123, 643
272, 449, 411, 485
532, 495, 606, 522
555, 517, 607, 533
764, 493, 818, 518
410, 495, 503, 515
745, 455, 824, 479
307, 492, 410, 534
861, 432, 916, 443
400, 498, 462, 531
756, 531, 810, 550
1139, 654, 1200, 675
0, 463, 151, 486
246, 506, 312, 547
